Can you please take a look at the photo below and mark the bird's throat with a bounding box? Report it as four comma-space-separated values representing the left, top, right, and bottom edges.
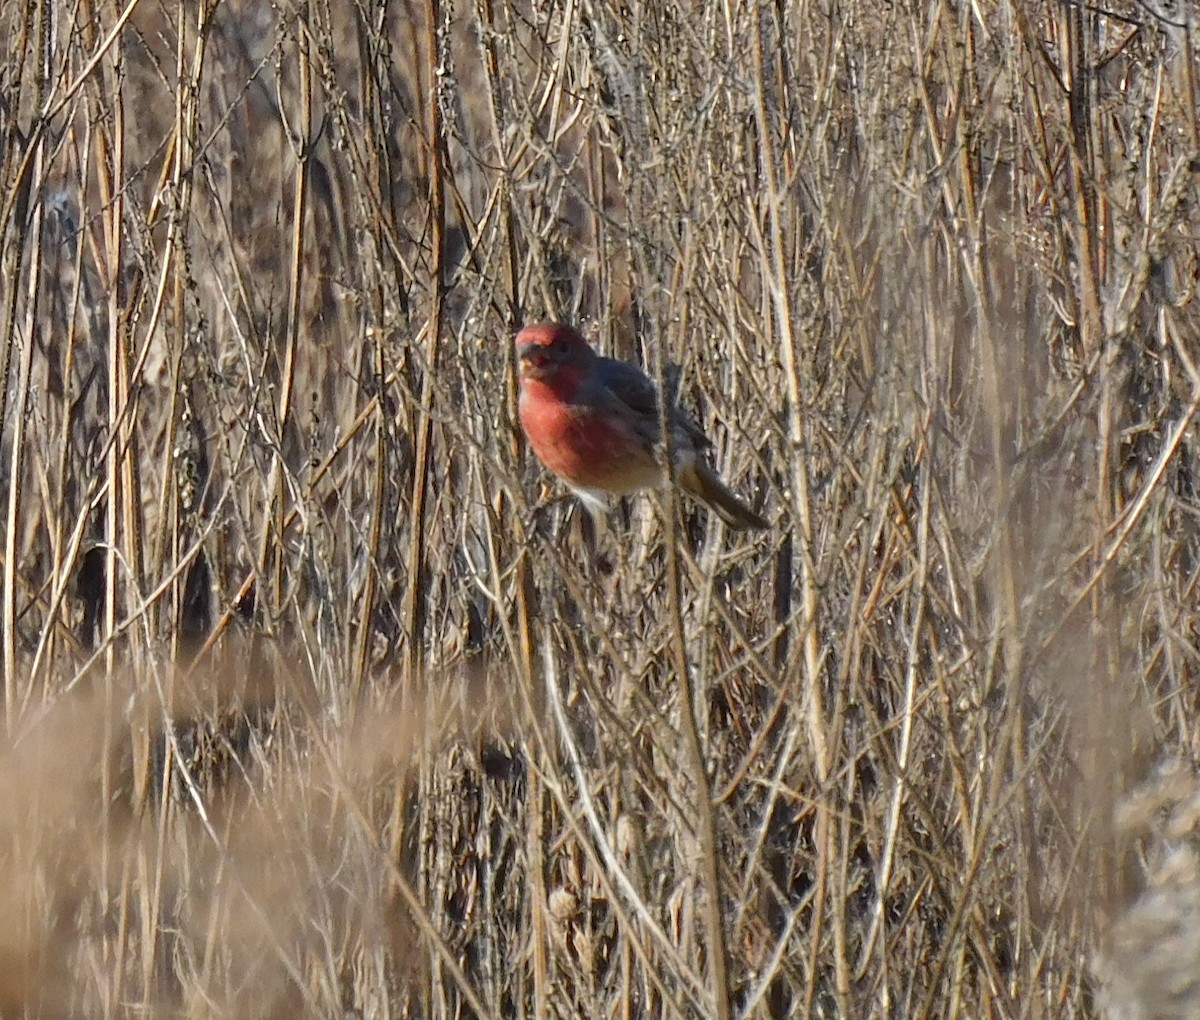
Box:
519, 366, 583, 400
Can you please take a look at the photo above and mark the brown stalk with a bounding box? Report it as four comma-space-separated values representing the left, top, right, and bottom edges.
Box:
401, 0, 447, 685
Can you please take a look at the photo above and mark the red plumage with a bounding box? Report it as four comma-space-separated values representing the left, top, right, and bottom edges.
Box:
514, 323, 767, 531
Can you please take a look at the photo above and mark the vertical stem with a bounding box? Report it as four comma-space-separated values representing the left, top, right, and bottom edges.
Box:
749, 5, 839, 1012
100, 28, 125, 674
89, 0, 125, 1003
1060, 5, 1104, 356
3, 0, 51, 722
351, 326, 386, 707
257, 3, 312, 615
655, 217, 731, 1020
659, 509, 732, 1020
397, 11, 445, 1006
402, 0, 446, 683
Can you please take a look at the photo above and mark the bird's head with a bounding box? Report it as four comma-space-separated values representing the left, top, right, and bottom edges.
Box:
514, 323, 595, 386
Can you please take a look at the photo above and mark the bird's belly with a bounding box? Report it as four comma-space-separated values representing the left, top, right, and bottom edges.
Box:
522, 405, 661, 494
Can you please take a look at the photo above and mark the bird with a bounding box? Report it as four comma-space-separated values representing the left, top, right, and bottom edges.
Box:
514, 322, 768, 531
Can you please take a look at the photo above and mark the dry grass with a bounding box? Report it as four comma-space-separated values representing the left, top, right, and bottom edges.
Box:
1, 0, 1199, 1016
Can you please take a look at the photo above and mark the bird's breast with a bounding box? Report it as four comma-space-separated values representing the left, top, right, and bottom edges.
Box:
519, 386, 661, 494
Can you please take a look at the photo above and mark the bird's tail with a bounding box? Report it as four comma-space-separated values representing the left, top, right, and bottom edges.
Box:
678, 462, 768, 531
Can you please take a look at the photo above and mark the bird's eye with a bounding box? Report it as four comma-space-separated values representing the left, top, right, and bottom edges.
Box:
554, 340, 569, 354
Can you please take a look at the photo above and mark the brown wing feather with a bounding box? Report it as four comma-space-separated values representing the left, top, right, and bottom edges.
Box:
589, 356, 711, 454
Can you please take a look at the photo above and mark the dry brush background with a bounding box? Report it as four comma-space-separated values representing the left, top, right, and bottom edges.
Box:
1, 0, 1199, 1017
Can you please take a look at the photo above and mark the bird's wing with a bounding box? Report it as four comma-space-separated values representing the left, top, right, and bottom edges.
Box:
588, 356, 711, 452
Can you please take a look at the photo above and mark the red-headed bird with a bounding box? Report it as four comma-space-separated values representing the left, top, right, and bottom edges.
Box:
515, 323, 767, 531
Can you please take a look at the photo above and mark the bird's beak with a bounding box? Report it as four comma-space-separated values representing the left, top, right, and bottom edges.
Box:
517, 344, 552, 379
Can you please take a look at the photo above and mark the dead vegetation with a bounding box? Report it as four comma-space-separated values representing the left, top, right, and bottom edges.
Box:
1, 0, 1199, 1016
